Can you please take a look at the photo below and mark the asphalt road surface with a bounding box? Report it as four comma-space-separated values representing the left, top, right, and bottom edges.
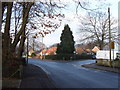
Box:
28, 58, 119, 88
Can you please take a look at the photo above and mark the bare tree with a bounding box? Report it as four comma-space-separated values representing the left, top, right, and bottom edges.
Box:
2, 2, 13, 61
73, 0, 107, 14
2, 1, 65, 59
78, 11, 117, 50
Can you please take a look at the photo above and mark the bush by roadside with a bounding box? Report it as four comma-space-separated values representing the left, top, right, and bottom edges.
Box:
2, 57, 26, 79
2, 57, 26, 88
45, 54, 93, 60
31, 53, 36, 57
82, 63, 120, 73
96, 59, 120, 68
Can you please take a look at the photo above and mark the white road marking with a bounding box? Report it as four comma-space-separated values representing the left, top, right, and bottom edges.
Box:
71, 64, 89, 70
94, 70, 99, 72
79, 66, 89, 70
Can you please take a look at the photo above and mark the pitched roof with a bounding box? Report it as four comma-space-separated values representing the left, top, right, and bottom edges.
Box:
92, 46, 100, 53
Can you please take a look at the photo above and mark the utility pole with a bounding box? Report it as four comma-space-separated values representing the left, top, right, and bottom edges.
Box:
118, 2, 120, 51
108, 7, 112, 62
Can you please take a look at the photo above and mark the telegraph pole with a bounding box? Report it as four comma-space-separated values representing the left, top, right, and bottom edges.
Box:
119, 2, 120, 51
108, 7, 112, 62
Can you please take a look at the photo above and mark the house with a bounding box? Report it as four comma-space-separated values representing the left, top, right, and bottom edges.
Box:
75, 45, 100, 55
75, 48, 84, 54
40, 49, 48, 55
46, 47, 57, 55
92, 46, 100, 53
39, 47, 57, 55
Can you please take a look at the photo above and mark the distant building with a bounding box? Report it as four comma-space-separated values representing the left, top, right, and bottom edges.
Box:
40, 49, 48, 55
92, 46, 100, 53
39, 47, 57, 56
75, 48, 84, 54
46, 47, 57, 55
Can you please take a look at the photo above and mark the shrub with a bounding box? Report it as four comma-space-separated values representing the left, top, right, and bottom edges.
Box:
96, 60, 120, 68
45, 54, 93, 60
2, 57, 21, 78
31, 53, 36, 57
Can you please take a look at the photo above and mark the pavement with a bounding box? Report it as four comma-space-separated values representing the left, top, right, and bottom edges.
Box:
19, 64, 56, 88
82, 63, 120, 74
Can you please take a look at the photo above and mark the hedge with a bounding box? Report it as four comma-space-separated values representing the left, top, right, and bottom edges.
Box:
2, 57, 26, 78
31, 53, 36, 57
96, 59, 120, 68
45, 54, 93, 60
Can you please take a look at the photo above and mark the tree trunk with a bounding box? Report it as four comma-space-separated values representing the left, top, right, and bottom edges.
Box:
2, 2, 13, 61
17, 30, 26, 58
2, 2, 7, 20
0, 2, 2, 30
11, 2, 34, 52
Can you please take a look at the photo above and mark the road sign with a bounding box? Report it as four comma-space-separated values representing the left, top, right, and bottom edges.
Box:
110, 41, 115, 49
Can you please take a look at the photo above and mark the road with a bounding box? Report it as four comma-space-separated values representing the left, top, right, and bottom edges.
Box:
28, 58, 119, 88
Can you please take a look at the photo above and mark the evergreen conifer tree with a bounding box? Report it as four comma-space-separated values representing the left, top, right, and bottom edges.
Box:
56, 24, 75, 54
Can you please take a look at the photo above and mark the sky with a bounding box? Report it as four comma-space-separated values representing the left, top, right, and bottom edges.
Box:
2, 0, 119, 49
40, 0, 119, 47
